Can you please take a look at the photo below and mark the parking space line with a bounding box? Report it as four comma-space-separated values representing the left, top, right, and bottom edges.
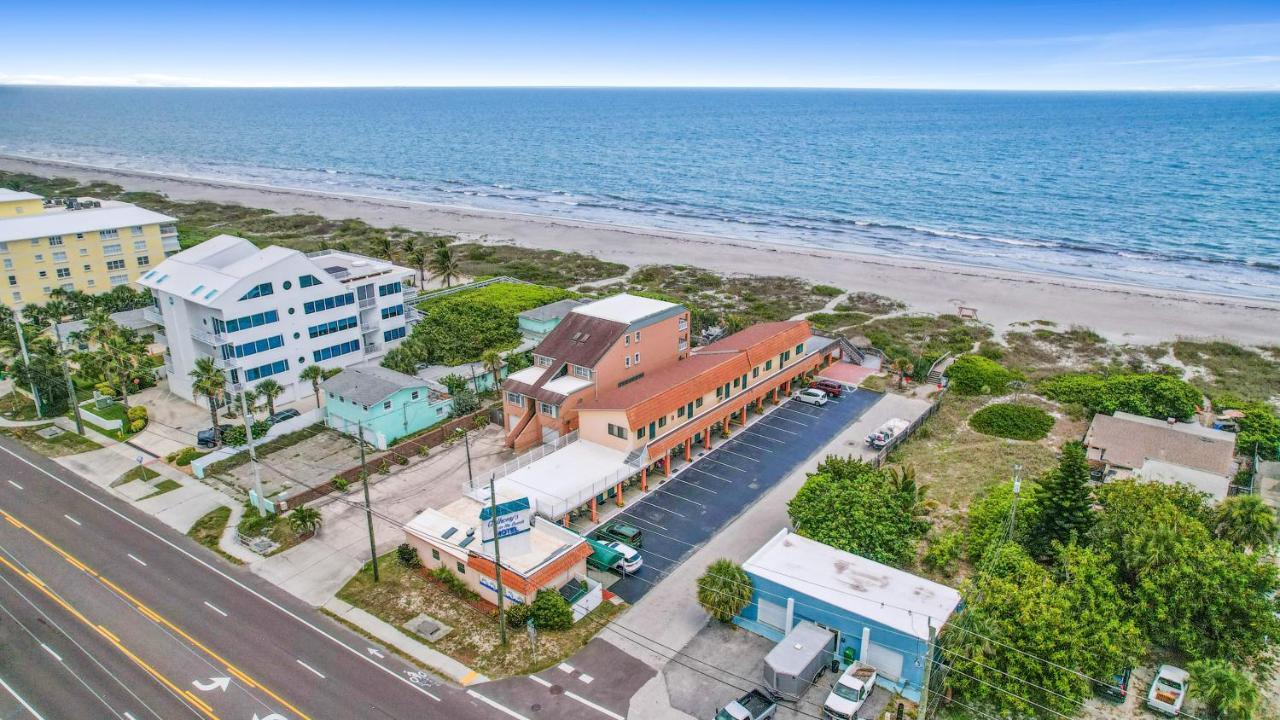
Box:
674, 469, 730, 488
467, 689, 533, 720
529, 675, 625, 720
717, 447, 762, 464
753, 421, 800, 435
651, 486, 707, 508
765, 412, 810, 427
616, 513, 670, 534
698, 457, 750, 475
726, 438, 775, 453
677, 466, 736, 484
741, 432, 787, 445
668, 476, 721, 495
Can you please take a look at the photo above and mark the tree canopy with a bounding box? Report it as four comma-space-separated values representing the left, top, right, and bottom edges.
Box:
1037, 372, 1201, 421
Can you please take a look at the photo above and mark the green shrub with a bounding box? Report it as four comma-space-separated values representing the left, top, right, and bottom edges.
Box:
251, 419, 271, 438
429, 566, 477, 599
237, 504, 274, 537
922, 530, 964, 575
969, 403, 1054, 441
1236, 402, 1280, 460
221, 425, 247, 446
129, 418, 147, 433
945, 355, 1024, 395
1038, 372, 1201, 421
173, 447, 206, 467
126, 405, 149, 421
333, 476, 349, 492
812, 284, 843, 297
395, 543, 422, 569
505, 602, 532, 628
530, 589, 574, 630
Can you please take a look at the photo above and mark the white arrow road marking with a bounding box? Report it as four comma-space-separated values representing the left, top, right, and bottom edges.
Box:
202, 601, 227, 617
366, 647, 384, 659
6, 480, 21, 489
127, 553, 147, 567
63, 514, 81, 526
191, 677, 231, 693
296, 659, 326, 679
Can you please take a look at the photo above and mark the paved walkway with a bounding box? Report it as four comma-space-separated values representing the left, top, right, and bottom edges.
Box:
322, 597, 485, 686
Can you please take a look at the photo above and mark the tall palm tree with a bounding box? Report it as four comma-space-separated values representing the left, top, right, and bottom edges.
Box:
400, 235, 418, 259
1215, 495, 1277, 552
374, 235, 395, 261
189, 358, 226, 443
256, 378, 284, 417
241, 387, 260, 419
429, 245, 461, 289
889, 357, 913, 388
299, 364, 326, 408
481, 349, 504, 390
81, 308, 118, 348
43, 299, 72, 348
408, 247, 428, 286
696, 559, 753, 622
102, 331, 143, 409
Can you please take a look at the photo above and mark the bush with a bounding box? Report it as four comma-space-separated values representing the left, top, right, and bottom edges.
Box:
505, 602, 531, 628
922, 530, 964, 575
332, 476, 349, 492
429, 566, 477, 599
395, 543, 421, 569
946, 355, 1024, 395
969, 403, 1054, 440
221, 425, 247, 446
94, 382, 115, 397
173, 447, 205, 467
449, 388, 481, 417
530, 589, 574, 630
812, 284, 843, 297
251, 419, 271, 438
697, 559, 753, 622
1236, 402, 1280, 460
129, 418, 147, 433
126, 405, 149, 421
1038, 372, 1201, 421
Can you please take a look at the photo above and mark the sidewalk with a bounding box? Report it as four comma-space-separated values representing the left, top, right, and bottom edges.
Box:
322, 597, 487, 687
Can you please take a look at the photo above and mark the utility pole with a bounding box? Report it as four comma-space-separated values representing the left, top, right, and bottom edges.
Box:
51, 323, 83, 435
1006, 463, 1023, 544
12, 311, 42, 418
238, 388, 265, 510
487, 472, 507, 646
461, 427, 474, 491
918, 623, 936, 719
358, 421, 379, 582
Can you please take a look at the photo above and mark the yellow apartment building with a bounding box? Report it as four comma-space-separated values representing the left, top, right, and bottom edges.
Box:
0, 189, 179, 308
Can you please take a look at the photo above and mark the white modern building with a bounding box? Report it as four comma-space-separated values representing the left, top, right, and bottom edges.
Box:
137, 235, 417, 404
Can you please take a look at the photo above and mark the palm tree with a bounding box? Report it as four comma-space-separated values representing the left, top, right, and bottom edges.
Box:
887, 465, 930, 520
43, 299, 72, 348
429, 245, 461, 288
240, 387, 260, 419
1187, 659, 1259, 719
373, 235, 395, 262
102, 331, 143, 409
889, 357, 913, 388
189, 358, 226, 444
81, 308, 117, 348
1215, 495, 1277, 552
289, 506, 323, 536
400, 235, 418, 259
299, 364, 326, 408
696, 559, 753, 622
256, 378, 284, 417
481, 349, 504, 390
408, 247, 428, 286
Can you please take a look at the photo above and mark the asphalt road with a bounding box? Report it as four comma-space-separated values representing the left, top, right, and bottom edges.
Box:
598, 390, 879, 603
0, 435, 499, 720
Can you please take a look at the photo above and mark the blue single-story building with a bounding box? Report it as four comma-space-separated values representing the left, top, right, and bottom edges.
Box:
321, 365, 453, 449
735, 529, 962, 702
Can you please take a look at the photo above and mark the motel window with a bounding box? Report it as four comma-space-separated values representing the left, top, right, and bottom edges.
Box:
624, 335, 630, 346
677, 406, 685, 418
38, 271, 47, 279
574, 365, 591, 379
635, 331, 640, 342
48, 236, 63, 246
695, 398, 703, 408
765, 360, 772, 371
56, 268, 70, 279
733, 377, 740, 389
100, 228, 119, 239
624, 356, 631, 368
131, 226, 144, 236
633, 352, 640, 365
715, 386, 723, 400
431, 549, 440, 561
796, 343, 804, 355
456, 562, 465, 574
137, 256, 150, 266
34, 254, 43, 262
637, 426, 645, 439
541, 403, 559, 418
753, 367, 760, 378
106, 259, 126, 271
506, 392, 523, 405
658, 416, 666, 428
83, 264, 91, 272
103, 244, 122, 255
134, 239, 148, 251
383, 401, 392, 410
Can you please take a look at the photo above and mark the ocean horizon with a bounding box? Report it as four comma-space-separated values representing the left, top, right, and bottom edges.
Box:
1, 86, 1277, 299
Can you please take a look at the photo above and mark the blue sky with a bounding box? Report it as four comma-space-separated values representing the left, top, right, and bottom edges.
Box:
2, 1, 1277, 89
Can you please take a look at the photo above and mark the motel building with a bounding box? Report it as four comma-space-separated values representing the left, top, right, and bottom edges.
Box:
486, 293, 842, 526
402, 496, 602, 618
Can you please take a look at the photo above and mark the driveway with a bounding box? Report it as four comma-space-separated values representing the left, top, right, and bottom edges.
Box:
597, 390, 880, 604
128, 382, 215, 457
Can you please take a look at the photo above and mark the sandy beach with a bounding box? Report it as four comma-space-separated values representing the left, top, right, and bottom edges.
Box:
2, 153, 1275, 347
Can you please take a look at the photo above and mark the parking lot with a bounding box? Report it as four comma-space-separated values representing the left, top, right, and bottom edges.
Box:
595, 389, 880, 603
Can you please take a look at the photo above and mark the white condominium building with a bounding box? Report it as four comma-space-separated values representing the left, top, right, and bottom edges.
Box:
137, 234, 417, 404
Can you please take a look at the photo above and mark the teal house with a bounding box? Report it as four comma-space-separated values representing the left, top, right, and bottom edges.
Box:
322, 366, 452, 449
517, 298, 586, 339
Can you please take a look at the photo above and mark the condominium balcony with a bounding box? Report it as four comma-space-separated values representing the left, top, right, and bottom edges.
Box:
212, 354, 239, 370
142, 306, 163, 325
358, 296, 377, 310
402, 285, 419, 301
191, 327, 229, 348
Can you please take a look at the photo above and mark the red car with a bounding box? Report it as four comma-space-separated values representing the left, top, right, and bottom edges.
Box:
809, 379, 843, 397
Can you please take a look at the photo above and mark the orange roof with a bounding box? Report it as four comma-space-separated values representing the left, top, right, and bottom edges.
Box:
579, 320, 811, 426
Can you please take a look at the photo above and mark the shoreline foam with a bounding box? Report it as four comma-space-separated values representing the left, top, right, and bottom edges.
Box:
2, 152, 1276, 346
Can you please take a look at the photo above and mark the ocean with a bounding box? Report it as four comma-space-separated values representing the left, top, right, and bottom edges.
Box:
1, 87, 1277, 299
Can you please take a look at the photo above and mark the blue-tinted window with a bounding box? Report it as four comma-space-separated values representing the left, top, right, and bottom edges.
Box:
383, 326, 406, 342
222, 310, 279, 333
307, 316, 358, 339
239, 282, 273, 300
244, 359, 289, 381
378, 281, 402, 297
312, 339, 361, 362
303, 292, 355, 314
232, 334, 284, 358
299, 274, 322, 288
380, 304, 404, 320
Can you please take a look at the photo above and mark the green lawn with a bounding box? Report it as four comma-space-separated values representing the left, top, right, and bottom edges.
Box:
0, 391, 43, 421
0, 425, 103, 457
77, 400, 141, 440
112, 465, 160, 487
139, 479, 182, 500
186, 506, 243, 565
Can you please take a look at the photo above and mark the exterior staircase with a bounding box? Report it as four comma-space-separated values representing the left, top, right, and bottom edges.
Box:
926, 352, 955, 385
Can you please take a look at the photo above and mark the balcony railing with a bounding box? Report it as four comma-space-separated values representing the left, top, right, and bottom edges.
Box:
212, 354, 239, 370
191, 327, 229, 347
358, 296, 377, 310
142, 306, 163, 325
402, 285, 419, 301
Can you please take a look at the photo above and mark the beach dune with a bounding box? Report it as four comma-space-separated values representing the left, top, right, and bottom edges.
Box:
2, 154, 1275, 347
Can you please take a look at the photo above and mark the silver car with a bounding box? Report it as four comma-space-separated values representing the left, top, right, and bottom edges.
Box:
795, 388, 829, 406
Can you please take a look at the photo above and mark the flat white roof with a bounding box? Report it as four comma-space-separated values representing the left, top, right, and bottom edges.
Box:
1137, 459, 1231, 500
571, 293, 678, 324
506, 366, 545, 386
404, 497, 584, 575
542, 375, 593, 397
0, 189, 41, 202
745, 530, 960, 641
0, 202, 175, 243
481, 440, 633, 519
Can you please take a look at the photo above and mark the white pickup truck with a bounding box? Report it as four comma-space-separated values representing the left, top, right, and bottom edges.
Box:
822, 662, 878, 720
1146, 664, 1189, 716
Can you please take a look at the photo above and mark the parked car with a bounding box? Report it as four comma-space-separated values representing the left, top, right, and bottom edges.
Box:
1095, 667, 1132, 702
715, 689, 777, 720
196, 424, 233, 448
1146, 664, 1188, 716
808, 379, 843, 397
269, 408, 301, 424
605, 541, 643, 574
795, 388, 829, 407
822, 662, 878, 719
597, 521, 643, 549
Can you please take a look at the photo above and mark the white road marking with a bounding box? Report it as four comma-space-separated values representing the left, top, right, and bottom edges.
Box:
191, 677, 231, 692
579, 673, 594, 684
63, 514, 81, 526
468, 689, 535, 719
0, 675, 48, 720
6, 480, 21, 490
296, 659, 326, 679
366, 647, 384, 659
529, 675, 623, 720
0, 444, 439, 703
725, 438, 774, 453
41, 643, 62, 662
202, 601, 227, 617
123, 713, 139, 720
754, 421, 800, 435
557, 663, 574, 673
127, 553, 147, 567
699, 457, 749, 474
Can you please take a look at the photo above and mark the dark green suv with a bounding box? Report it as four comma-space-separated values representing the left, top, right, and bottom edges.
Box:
596, 521, 643, 549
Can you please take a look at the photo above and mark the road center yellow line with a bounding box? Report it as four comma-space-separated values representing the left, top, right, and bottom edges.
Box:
0, 507, 312, 720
